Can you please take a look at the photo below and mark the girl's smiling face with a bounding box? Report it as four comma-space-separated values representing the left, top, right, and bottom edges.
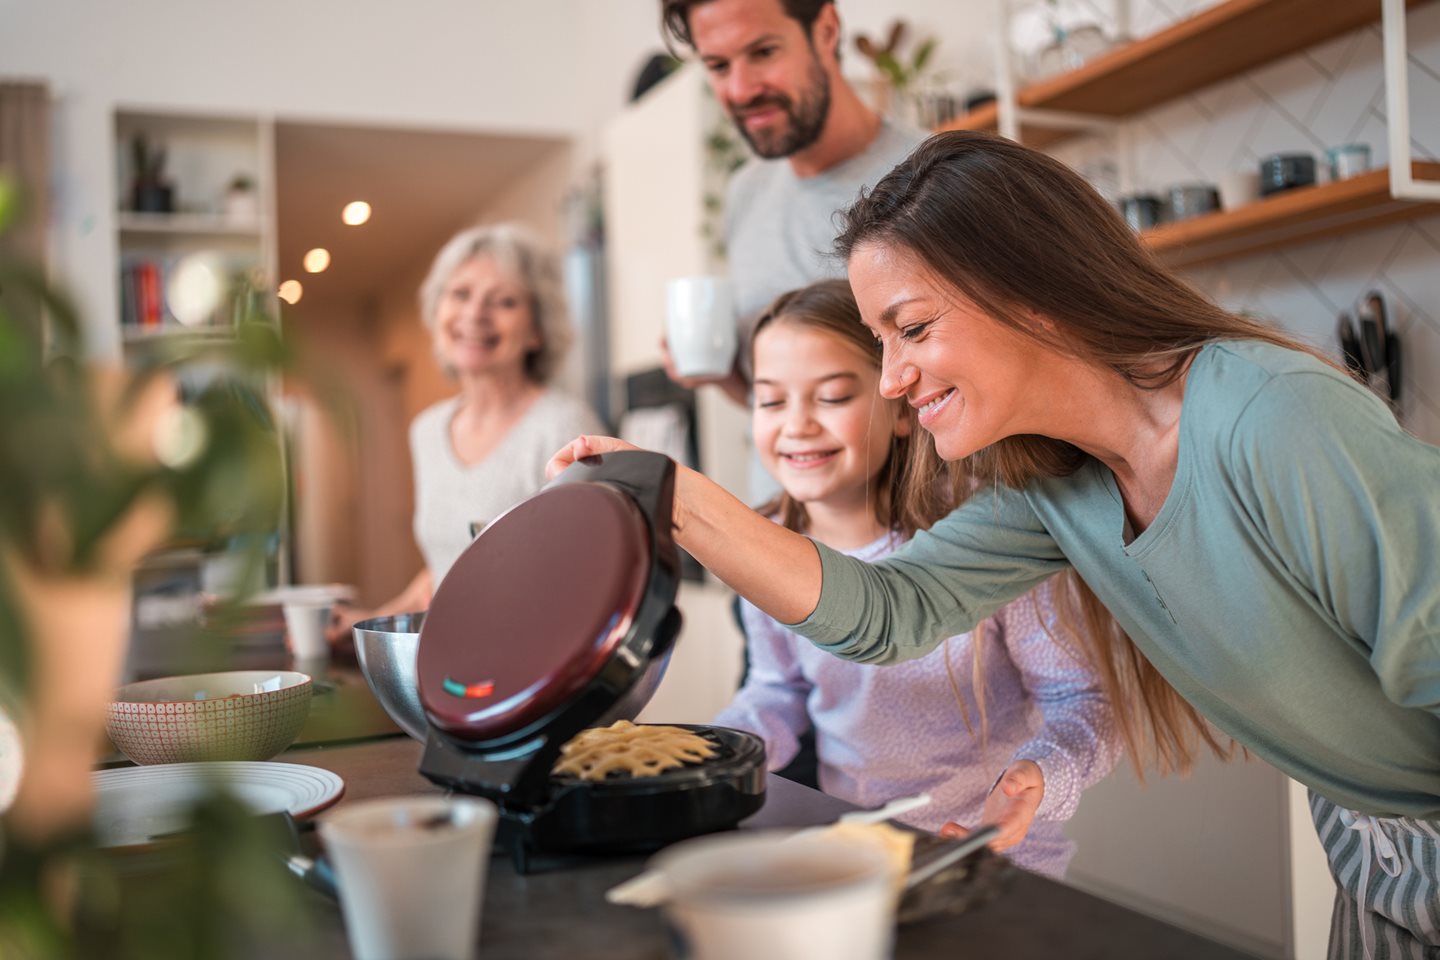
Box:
434, 254, 540, 378
847, 242, 1051, 462
751, 321, 907, 510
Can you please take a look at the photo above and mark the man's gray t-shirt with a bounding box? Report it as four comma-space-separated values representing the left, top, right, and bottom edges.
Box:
723, 119, 926, 501
724, 119, 927, 366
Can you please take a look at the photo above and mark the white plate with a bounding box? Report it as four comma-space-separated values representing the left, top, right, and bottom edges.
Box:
92, 761, 345, 848
250, 583, 355, 607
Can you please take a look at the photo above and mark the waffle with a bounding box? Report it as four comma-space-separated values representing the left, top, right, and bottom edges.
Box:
552, 720, 717, 781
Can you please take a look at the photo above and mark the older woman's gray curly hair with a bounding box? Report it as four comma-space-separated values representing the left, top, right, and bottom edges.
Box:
418, 222, 573, 384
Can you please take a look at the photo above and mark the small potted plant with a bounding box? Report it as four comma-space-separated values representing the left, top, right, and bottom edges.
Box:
223, 174, 258, 222
129, 133, 173, 214
854, 21, 945, 128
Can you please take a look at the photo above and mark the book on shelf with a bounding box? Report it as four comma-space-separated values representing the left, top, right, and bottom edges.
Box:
118, 255, 223, 335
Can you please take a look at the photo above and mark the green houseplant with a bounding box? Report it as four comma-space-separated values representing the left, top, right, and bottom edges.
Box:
0, 173, 316, 958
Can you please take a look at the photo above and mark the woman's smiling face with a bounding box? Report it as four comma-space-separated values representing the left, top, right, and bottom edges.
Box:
434, 254, 539, 378
847, 242, 1051, 462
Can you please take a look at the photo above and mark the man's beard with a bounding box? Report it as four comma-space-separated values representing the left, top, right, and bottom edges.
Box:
728, 54, 831, 159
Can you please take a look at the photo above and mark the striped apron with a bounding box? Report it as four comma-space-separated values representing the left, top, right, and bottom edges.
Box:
1309, 790, 1440, 959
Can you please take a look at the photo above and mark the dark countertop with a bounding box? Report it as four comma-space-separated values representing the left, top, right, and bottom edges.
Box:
283, 737, 1257, 960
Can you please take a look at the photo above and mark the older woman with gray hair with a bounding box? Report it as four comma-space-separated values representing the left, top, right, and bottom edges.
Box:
329, 222, 601, 641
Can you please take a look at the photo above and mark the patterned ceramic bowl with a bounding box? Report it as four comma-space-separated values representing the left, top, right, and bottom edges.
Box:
107, 671, 313, 765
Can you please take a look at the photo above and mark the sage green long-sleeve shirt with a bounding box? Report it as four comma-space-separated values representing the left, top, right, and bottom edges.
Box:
796, 340, 1440, 819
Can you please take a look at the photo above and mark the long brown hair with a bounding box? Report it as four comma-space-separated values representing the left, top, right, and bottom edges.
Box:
750, 280, 947, 539
834, 130, 1339, 776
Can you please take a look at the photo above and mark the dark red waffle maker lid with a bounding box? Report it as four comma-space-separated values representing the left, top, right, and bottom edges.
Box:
416, 450, 681, 755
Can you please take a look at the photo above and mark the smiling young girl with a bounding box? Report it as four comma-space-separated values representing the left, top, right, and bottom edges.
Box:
711, 280, 1120, 878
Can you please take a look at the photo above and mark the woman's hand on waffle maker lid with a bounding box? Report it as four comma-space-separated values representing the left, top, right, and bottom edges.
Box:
545, 435, 643, 480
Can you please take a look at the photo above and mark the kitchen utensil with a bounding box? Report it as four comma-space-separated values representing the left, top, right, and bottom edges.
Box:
904, 825, 999, 888
320, 796, 498, 960
610, 793, 937, 908
1337, 292, 1402, 404
894, 831, 1013, 925
1218, 170, 1260, 211
1118, 193, 1164, 231
415, 450, 766, 872
353, 613, 425, 741
107, 670, 312, 765
91, 761, 345, 848
1166, 183, 1221, 221
1357, 290, 1402, 402
1258, 153, 1317, 196
1327, 143, 1372, 181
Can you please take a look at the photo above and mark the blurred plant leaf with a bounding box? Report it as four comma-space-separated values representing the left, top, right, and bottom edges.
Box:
0, 176, 318, 959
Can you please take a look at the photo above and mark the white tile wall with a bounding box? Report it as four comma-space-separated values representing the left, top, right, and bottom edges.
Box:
1054, 1, 1440, 445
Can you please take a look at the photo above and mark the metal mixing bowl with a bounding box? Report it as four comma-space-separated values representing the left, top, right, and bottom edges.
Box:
353, 613, 427, 741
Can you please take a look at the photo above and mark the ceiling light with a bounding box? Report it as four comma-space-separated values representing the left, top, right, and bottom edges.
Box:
303, 248, 331, 273
342, 201, 371, 226
278, 280, 303, 304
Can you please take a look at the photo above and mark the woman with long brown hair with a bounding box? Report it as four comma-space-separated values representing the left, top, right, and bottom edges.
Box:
712, 279, 1119, 878
550, 131, 1440, 957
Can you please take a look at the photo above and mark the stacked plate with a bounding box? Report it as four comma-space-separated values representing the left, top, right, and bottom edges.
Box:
92, 761, 345, 849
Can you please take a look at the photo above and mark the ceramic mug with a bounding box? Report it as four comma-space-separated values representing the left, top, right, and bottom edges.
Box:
1217, 170, 1260, 211
1118, 193, 1165, 231
1327, 143, 1372, 181
665, 277, 737, 379
1166, 183, 1221, 221
1258, 153, 1317, 196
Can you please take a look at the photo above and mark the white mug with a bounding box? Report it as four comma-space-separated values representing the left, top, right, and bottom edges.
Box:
282, 599, 332, 666
665, 277, 737, 379
320, 796, 498, 960
1217, 170, 1259, 211
654, 830, 897, 960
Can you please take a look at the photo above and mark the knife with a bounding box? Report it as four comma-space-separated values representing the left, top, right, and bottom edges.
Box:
904, 825, 999, 889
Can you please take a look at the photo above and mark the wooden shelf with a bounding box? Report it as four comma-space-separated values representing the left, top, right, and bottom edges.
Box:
122, 324, 237, 344
1143, 163, 1440, 267
936, 0, 1429, 144
117, 212, 264, 237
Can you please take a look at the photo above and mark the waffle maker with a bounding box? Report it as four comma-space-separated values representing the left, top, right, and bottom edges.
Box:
416, 450, 766, 871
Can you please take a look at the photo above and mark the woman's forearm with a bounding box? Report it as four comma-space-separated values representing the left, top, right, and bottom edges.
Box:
672, 463, 822, 625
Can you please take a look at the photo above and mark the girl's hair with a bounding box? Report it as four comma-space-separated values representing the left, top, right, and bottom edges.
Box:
750, 279, 948, 539
418, 222, 573, 384
834, 130, 1339, 776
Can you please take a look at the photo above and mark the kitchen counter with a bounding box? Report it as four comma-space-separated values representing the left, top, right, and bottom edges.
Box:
283, 737, 1258, 959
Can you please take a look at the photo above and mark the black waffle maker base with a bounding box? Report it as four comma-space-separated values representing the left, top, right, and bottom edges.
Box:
424, 724, 766, 874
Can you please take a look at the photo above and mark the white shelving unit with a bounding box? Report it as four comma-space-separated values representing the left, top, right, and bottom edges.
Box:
112, 106, 291, 587
113, 107, 277, 342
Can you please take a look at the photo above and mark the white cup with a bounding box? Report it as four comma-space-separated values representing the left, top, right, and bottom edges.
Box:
665, 277, 737, 379
1217, 170, 1259, 211
653, 830, 897, 960
1328, 143, 1372, 181
282, 599, 332, 666
320, 796, 498, 960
